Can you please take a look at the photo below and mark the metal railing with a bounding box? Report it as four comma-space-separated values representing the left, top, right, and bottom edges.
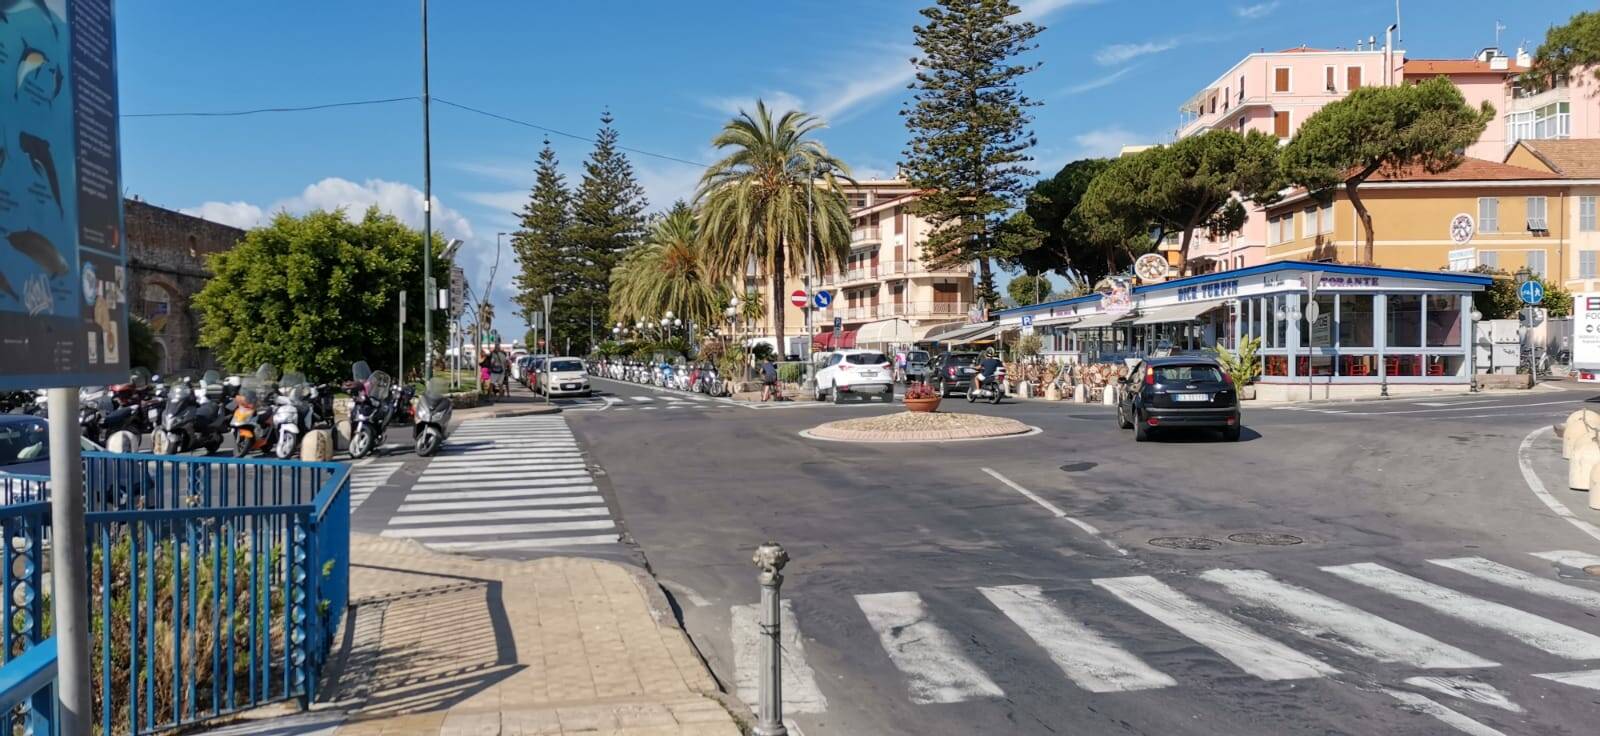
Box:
850, 226, 881, 243
0, 452, 350, 735
882, 301, 969, 318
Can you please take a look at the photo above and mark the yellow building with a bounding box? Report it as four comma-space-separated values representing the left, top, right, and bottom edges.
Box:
1262, 155, 1600, 290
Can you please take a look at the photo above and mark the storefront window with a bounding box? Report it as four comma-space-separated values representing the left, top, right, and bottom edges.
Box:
1385, 354, 1424, 377
1264, 354, 1288, 376
1338, 355, 1377, 377
1387, 295, 1422, 348
1426, 294, 1462, 348
1300, 295, 1334, 348
1338, 294, 1374, 348
1275, 295, 1288, 347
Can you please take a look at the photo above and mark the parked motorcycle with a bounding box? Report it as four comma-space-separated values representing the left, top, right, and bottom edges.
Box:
966, 365, 1008, 405
346, 361, 397, 459
272, 371, 326, 460
230, 364, 280, 457
152, 371, 234, 455
413, 377, 452, 457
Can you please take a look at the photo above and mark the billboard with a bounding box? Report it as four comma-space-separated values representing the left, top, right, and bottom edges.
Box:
0, 0, 126, 390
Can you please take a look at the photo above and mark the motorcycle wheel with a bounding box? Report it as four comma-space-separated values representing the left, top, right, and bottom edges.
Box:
990, 388, 1002, 405
204, 436, 223, 455
276, 433, 297, 460
416, 428, 441, 457
967, 389, 978, 403
350, 425, 374, 459
231, 432, 250, 458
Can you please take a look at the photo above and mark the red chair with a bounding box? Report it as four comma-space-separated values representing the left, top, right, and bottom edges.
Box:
1427, 359, 1446, 377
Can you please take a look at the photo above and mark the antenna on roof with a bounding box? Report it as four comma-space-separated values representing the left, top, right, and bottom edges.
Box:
1495, 20, 1506, 51
1395, 0, 1403, 43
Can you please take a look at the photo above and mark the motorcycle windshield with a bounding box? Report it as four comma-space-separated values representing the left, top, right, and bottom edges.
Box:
254, 363, 280, 384
353, 361, 372, 383
423, 377, 450, 402
169, 384, 194, 404
130, 368, 150, 388
368, 370, 393, 400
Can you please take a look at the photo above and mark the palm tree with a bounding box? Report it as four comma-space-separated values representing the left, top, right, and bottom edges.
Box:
608, 202, 725, 329
697, 101, 852, 357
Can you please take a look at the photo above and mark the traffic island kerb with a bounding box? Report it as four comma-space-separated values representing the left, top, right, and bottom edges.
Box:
803, 411, 1039, 443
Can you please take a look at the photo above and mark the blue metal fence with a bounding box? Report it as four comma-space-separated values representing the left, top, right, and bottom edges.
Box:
0, 451, 350, 735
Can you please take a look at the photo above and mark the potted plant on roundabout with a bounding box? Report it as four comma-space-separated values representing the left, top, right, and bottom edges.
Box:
903, 381, 941, 412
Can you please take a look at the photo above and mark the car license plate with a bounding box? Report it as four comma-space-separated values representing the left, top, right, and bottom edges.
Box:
861, 370, 878, 377
1175, 393, 1209, 402
564, 384, 579, 390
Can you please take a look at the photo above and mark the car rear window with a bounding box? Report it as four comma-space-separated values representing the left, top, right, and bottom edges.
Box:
549, 360, 583, 372
1154, 365, 1224, 383
907, 351, 929, 362
846, 353, 888, 365
946, 354, 977, 366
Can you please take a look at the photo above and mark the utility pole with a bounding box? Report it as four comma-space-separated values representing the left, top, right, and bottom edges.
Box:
399, 290, 407, 380
49, 388, 89, 733
420, 0, 435, 379
544, 293, 555, 404
802, 170, 816, 392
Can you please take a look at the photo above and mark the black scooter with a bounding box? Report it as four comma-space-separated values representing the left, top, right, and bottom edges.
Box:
152, 372, 234, 455
347, 361, 397, 459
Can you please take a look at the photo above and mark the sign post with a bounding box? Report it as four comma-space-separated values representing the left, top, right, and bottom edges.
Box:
1304, 271, 1322, 401
0, 2, 127, 730
543, 293, 554, 404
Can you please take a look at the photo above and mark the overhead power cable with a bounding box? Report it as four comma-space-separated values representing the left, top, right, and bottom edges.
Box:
122, 96, 418, 118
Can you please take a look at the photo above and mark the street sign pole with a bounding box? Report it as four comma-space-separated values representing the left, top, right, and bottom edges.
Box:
399, 290, 407, 381
420, 0, 435, 380
49, 388, 90, 731
544, 293, 554, 405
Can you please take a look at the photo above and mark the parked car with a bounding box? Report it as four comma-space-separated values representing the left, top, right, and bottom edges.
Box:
525, 356, 547, 392
1116, 356, 1241, 442
540, 358, 592, 398
0, 414, 151, 507
903, 350, 931, 383
926, 351, 980, 397
814, 349, 895, 404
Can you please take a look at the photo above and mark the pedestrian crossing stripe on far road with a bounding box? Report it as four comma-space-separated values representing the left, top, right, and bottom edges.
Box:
727, 550, 1600, 734
378, 415, 620, 553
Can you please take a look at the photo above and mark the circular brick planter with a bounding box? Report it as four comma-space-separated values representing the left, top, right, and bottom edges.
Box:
803, 412, 1037, 443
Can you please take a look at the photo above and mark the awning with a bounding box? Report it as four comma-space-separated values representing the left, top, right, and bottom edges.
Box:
1133, 302, 1223, 325
931, 321, 995, 344
855, 319, 915, 345
1070, 312, 1135, 330
1033, 314, 1081, 328
947, 324, 1000, 345
922, 321, 976, 341
813, 328, 858, 350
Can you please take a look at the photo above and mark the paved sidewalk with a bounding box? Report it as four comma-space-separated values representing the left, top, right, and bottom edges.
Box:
208, 534, 743, 735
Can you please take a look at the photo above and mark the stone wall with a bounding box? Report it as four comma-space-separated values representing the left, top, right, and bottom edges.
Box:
125, 199, 246, 373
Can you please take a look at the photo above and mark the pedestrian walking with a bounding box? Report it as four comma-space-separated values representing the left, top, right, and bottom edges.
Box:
761, 357, 783, 402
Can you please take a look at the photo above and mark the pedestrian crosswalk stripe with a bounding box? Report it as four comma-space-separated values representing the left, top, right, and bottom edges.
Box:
416, 468, 588, 481
1093, 575, 1337, 681
424, 458, 583, 469
855, 591, 1005, 704
349, 462, 403, 511
388, 506, 610, 525
398, 495, 602, 513
631, 396, 653, 402
380, 519, 614, 538
732, 601, 828, 714
1530, 550, 1600, 568
1322, 563, 1600, 659
978, 584, 1175, 693
424, 534, 618, 552
412, 473, 591, 489
427, 452, 581, 462
1383, 689, 1507, 736
405, 485, 598, 501
1533, 668, 1600, 691
1198, 569, 1494, 669
1429, 557, 1600, 611
1402, 676, 1524, 713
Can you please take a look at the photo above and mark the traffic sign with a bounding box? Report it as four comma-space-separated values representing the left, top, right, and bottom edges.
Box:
1303, 300, 1321, 325
1020, 315, 1034, 327
1519, 280, 1545, 305
790, 290, 808, 308
833, 316, 843, 332
813, 290, 833, 309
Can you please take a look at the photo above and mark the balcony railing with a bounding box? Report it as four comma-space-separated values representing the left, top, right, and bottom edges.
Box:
851, 226, 882, 244
879, 301, 971, 318
841, 266, 879, 284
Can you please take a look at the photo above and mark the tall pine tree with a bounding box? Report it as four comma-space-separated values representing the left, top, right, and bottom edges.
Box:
511, 139, 571, 347
901, 0, 1043, 309
567, 111, 648, 353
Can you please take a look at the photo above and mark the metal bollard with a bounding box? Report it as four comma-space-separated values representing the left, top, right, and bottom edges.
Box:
752, 542, 790, 736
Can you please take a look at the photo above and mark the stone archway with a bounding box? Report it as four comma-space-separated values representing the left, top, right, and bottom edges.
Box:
151, 339, 169, 375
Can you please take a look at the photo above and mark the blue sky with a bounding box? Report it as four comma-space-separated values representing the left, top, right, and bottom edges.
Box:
118, 0, 1590, 340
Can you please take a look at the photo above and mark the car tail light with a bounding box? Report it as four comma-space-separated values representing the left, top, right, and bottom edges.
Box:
1226, 416, 1238, 425
1222, 372, 1233, 386
840, 364, 852, 371
949, 367, 957, 378
1147, 417, 1160, 426
1144, 368, 1154, 386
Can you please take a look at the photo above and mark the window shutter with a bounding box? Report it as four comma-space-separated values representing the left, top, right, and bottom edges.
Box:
1274, 111, 1290, 138
1274, 67, 1289, 92
1346, 66, 1361, 90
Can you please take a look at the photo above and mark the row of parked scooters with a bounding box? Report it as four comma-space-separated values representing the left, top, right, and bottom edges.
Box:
590, 360, 731, 397
2, 361, 454, 459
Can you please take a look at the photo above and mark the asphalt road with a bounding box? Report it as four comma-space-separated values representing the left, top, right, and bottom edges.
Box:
556, 378, 1600, 736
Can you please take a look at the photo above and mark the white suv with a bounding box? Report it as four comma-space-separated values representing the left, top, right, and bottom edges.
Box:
815, 349, 895, 404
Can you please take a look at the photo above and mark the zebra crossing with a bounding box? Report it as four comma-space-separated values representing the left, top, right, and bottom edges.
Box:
554, 393, 739, 413
348, 459, 404, 511
376, 416, 621, 553
727, 550, 1600, 732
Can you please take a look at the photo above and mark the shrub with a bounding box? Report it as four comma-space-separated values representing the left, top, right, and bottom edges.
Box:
904, 382, 939, 400
1212, 336, 1262, 386
778, 363, 805, 383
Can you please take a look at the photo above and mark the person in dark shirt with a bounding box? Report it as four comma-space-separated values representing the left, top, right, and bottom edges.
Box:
978, 349, 1003, 386
761, 358, 781, 401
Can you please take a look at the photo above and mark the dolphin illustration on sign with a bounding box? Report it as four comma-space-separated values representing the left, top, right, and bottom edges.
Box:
7, 229, 67, 277
13, 40, 46, 98
17, 132, 61, 216
0, 0, 62, 37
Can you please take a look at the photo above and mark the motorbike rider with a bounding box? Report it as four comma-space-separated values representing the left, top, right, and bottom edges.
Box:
978, 349, 1003, 389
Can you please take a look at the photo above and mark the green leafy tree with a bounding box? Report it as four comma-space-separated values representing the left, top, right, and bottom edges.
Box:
1014, 158, 1113, 280
901, 0, 1044, 307
696, 102, 852, 352
1522, 11, 1600, 92
193, 208, 445, 382
1006, 273, 1052, 306
1472, 267, 1572, 319
512, 139, 572, 332
128, 316, 160, 373
567, 111, 649, 354
609, 202, 726, 328
1282, 76, 1493, 264
1077, 153, 1163, 276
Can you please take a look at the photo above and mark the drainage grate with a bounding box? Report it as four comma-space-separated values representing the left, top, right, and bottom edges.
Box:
1149, 537, 1223, 550
1060, 461, 1098, 473
1228, 532, 1304, 546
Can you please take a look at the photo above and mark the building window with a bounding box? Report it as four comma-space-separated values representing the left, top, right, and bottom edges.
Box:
1338, 294, 1375, 348
1388, 294, 1423, 348
1273, 110, 1290, 138
1238, 75, 1245, 102
1479, 251, 1498, 269
1478, 197, 1499, 233
894, 206, 905, 235
1324, 66, 1336, 92
1235, 255, 1244, 269
1425, 294, 1462, 348
1527, 250, 1547, 278
847, 192, 868, 209
1302, 206, 1317, 239
1581, 250, 1599, 279
1512, 102, 1572, 144
1346, 66, 1362, 90
1273, 67, 1290, 93
1527, 196, 1548, 231
1580, 196, 1597, 232
1319, 202, 1334, 234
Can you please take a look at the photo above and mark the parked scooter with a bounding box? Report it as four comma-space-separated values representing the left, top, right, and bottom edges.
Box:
152, 371, 234, 455
230, 364, 280, 457
966, 364, 1008, 405
413, 377, 452, 457
346, 361, 397, 459
272, 371, 324, 460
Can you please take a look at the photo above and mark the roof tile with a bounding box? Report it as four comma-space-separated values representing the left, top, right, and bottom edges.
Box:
1512, 139, 1600, 178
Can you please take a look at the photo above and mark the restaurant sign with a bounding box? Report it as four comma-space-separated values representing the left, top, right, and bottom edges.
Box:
1316, 275, 1381, 288
1177, 279, 1238, 303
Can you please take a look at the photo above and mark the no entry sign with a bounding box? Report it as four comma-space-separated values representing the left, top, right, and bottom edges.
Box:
790, 290, 808, 308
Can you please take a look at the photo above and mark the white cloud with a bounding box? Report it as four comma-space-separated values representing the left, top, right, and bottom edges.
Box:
1072, 126, 1143, 158
460, 190, 528, 215
276, 178, 476, 242
448, 160, 533, 187
814, 52, 918, 122
180, 201, 265, 229
704, 90, 807, 118
1094, 39, 1179, 66
1015, 0, 1101, 22
1234, 1, 1280, 20
1062, 65, 1138, 95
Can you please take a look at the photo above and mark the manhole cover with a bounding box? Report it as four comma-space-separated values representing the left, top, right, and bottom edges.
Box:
1585, 565, 1600, 578
1149, 537, 1223, 550
1060, 461, 1098, 473
1228, 532, 1304, 546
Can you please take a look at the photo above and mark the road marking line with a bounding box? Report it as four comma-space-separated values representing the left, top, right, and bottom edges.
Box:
1518, 426, 1600, 545
732, 601, 829, 714
978, 584, 1175, 693
1533, 668, 1600, 691
1429, 557, 1600, 611
1413, 399, 1498, 407
1402, 676, 1523, 713
420, 461, 588, 472
854, 591, 1005, 704
424, 534, 618, 551
398, 495, 603, 513
411, 474, 592, 490
1344, 399, 1579, 416
406, 485, 598, 501
631, 396, 654, 403
1198, 569, 1495, 669
389, 507, 611, 525
1093, 576, 1336, 681
380, 519, 615, 538
426, 457, 583, 467
981, 468, 1128, 556
1384, 689, 1507, 736
1531, 550, 1600, 568
1322, 562, 1600, 658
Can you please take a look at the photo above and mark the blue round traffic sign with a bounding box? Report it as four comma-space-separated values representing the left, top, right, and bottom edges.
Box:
813, 290, 833, 309
1519, 280, 1544, 305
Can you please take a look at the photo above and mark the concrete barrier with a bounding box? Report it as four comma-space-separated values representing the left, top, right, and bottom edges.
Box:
1570, 439, 1600, 490
1102, 386, 1116, 405
1073, 385, 1086, 403
1565, 409, 1600, 458
1589, 464, 1600, 509
300, 429, 334, 462
106, 430, 138, 454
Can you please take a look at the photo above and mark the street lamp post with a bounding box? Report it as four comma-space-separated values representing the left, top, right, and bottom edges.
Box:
421, 0, 435, 380
1516, 266, 1536, 388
